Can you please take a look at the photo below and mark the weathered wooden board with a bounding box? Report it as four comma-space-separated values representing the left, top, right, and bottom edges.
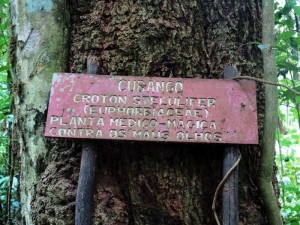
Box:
44, 73, 258, 144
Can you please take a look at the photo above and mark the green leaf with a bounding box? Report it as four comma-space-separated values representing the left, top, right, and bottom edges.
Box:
0, 176, 8, 185
281, 86, 300, 103
0, 65, 8, 72
281, 3, 293, 15
293, 6, 300, 17
282, 139, 292, 147
279, 31, 296, 44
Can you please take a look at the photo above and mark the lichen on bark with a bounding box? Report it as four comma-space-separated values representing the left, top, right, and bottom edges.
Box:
10, 0, 71, 224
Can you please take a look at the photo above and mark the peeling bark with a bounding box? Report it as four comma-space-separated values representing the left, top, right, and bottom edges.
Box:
10, 0, 279, 224
10, 0, 71, 224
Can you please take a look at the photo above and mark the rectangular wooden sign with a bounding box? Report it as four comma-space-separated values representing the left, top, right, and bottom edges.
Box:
44, 73, 258, 144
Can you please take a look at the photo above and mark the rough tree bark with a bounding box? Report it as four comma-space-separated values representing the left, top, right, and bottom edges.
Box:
10, 0, 281, 225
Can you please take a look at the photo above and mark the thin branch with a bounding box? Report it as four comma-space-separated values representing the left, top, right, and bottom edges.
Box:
294, 9, 300, 33
277, 129, 285, 206
5, 142, 14, 225
0, 195, 3, 225
279, 104, 297, 109
259, 0, 283, 223
291, 80, 300, 129
232, 76, 300, 95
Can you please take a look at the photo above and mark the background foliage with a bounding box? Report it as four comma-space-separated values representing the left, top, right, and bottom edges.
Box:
0, 0, 19, 224
275, 0, 300, 224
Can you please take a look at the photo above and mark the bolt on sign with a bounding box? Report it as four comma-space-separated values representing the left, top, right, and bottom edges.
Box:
44, 73, 258, 144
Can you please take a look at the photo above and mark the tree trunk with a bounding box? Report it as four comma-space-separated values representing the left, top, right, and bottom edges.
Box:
11, 0, 277, 224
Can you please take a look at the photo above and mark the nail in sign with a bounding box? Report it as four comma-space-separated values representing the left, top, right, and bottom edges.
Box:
44, 73, 258, 144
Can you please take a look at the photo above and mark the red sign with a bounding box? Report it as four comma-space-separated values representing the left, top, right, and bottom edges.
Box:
44, 73, 258, 144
